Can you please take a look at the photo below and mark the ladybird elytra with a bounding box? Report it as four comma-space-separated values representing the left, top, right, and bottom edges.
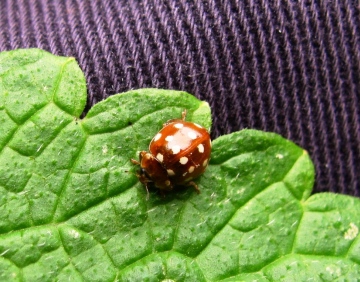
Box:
131, 110, 211, 196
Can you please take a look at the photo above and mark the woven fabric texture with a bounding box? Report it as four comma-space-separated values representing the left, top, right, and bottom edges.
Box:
0, 0, 359, 196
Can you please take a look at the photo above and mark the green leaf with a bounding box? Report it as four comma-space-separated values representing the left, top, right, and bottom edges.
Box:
0, 48, 359, 281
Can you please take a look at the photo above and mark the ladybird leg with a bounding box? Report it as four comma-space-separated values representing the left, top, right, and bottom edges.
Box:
187, 181, 201, 194
162, 109, 187, 126
181, 109, 187, 120
144, 183, 150, 200
136, 173, 151, 200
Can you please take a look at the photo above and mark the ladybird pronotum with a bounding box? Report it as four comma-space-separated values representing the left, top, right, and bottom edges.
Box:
131, 110, 211, 195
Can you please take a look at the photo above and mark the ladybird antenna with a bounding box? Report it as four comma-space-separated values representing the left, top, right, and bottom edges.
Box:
125, 167, 138, 178
130, 158, 140, 165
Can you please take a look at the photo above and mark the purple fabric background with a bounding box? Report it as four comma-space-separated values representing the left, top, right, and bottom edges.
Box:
0, 0, 359, 196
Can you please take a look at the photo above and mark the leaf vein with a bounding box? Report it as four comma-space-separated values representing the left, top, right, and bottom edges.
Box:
52, 132, 88, 222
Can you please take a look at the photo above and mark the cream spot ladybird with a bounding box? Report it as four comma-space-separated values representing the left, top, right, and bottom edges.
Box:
131, 110, 211, 196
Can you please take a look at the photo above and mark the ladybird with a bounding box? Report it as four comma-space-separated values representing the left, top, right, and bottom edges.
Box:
131, 110, 211, 195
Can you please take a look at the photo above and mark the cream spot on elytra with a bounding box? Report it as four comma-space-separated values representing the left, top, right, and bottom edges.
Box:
174, 123, 184, 129
154, 133, 162, 141
165, 135, 174, 142
171, 145, 180, 154
156, 153, 164, 162
165, 180, 171, 186
188, 131, 197, 140
197, 144, 204, 153
202, 159, 208, 167
167, 169, 175, 176
179, 156, 188, 165
188, 166, 195, 173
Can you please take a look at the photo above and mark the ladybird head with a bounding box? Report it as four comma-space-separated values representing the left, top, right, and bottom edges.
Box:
138, 151, 173, 191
